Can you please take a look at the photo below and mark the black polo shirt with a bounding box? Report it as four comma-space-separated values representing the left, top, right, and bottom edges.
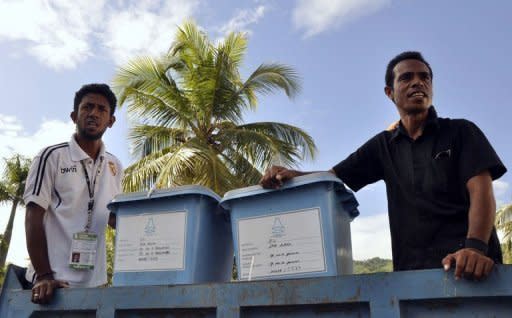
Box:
333, 107, 507, 271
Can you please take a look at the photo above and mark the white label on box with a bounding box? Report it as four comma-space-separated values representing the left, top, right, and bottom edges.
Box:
237, 207, 326, 280
115, 211, 187, 272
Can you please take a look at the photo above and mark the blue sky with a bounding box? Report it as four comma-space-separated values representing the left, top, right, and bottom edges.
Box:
0, 0, 511, 266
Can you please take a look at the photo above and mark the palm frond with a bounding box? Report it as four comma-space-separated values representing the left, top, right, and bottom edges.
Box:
114, 56, 178, 105
0, 154, 31, 203
241, 63, 302, 107
170, 21, 214, 68
216, 31, 247, 74
239, 122, 316, 161
218, 149, 263, 186
215, 122, 315, 172
0, 183, 11, 203
113, 56, 194, 130
128, 125, 191, 159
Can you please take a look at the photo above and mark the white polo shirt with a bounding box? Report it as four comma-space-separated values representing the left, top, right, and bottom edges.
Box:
24, 135, 122, 287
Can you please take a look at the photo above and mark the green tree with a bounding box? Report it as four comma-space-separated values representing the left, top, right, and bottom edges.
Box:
105, 227, 115, 285
113, 21, 316, 194
0, 154, 31, 269
354, 257, 393, 274
496, 204, 512, 264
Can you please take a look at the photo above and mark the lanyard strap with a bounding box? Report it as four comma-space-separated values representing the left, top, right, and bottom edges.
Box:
80, 157, 103, 232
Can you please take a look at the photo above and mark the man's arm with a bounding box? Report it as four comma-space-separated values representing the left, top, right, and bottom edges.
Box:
25, 202, 69, 304
108, 212, 116, 229
466, 171, 496, 244
442, 170, 495, 280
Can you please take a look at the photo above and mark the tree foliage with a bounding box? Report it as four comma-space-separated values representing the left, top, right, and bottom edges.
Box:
496, 203, 512, 264
113, 21, 316, 195
353, 257, 393, 274
105, 227, 115, 285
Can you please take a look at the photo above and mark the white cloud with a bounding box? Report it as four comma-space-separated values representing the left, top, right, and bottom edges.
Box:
218, 5, 266, 35
350, 212, 392, 260
103, 0, 199, 64
292, 0, 391, 38
0, 0, 104, 70
0, 117, 74, 160
0, 114, 23, 135
494, 179, 510, 205
0, 0, 199, 70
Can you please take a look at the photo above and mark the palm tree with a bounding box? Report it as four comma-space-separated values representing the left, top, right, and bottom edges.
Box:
113, 22, 316, 194
496, 203, 512, 263
0, 154, 31, 268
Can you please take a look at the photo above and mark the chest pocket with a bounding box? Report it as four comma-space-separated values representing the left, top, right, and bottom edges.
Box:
429, 150, 453, 194
425, 123, 457, 196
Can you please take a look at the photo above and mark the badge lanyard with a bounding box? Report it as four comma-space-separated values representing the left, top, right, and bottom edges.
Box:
80, 156, 104, 232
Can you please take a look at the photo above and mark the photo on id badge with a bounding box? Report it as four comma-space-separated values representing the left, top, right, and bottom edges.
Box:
69, 231, 98, 270
72, 252, 81, 263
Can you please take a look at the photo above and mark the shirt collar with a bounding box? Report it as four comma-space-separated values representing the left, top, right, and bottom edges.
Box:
390, 106, 439, 142
69, 134, 106, 162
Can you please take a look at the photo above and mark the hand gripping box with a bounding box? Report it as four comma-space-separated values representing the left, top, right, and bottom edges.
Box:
220, 172, 359, 281
107, 185, 233, 286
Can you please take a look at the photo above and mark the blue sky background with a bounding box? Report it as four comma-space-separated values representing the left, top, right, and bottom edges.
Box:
0, 0, 511, 266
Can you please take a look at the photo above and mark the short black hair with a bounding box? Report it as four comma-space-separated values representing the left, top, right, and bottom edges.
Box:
385, 51, 433, 88
73, 83, 117, 115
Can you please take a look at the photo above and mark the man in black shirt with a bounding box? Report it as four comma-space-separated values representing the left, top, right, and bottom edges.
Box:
260, 51, 507, 280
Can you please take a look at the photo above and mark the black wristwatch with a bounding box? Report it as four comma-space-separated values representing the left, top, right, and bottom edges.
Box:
464, 237, 488, 255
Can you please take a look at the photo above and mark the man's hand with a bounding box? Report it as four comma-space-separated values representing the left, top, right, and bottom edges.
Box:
442, 248, 494, 281
259, 166, 302, 189
31, 278, 69, 304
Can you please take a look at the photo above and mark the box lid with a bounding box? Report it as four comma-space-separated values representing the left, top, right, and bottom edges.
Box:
220, 172, 359, 218
108, 185, 221, 212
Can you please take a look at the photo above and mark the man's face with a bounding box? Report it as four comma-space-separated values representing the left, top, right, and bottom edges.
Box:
385, 59, 433, 115
71, 93, 115, 140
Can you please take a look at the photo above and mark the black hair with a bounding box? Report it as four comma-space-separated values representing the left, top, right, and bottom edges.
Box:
385, 51, 433, 88
73, 83, 117, 115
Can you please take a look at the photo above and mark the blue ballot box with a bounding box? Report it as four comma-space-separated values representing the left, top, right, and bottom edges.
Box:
107, 185, 233, 286
220, 172, 359, 281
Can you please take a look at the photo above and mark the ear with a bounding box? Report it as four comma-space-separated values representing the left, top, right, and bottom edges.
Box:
384, 86, 394, 102
108, 115, 116, 128
70, 111, 77, 123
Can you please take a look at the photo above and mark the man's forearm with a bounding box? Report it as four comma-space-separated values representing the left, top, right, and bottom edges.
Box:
25, 203, 53, 278
466, 172, 495, 244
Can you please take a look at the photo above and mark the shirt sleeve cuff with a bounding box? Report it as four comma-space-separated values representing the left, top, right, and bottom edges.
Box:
23, 195, 49, 211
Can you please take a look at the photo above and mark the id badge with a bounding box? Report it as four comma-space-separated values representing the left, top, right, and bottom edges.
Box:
69, 232, 98, 270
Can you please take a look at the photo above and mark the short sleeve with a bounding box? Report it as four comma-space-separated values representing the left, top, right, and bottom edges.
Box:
457, 120, 507, 184
23, 150, 55, 210
332, 136, 384, 191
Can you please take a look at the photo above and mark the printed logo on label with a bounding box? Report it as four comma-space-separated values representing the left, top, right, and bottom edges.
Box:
271, 217, 285, 237
144, 217, 156, 235
60, 165, 77, 174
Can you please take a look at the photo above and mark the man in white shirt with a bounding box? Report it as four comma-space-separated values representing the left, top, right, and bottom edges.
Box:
24, 83, 123, 304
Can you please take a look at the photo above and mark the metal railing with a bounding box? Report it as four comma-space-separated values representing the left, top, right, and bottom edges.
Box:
2, 264, 511, 317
